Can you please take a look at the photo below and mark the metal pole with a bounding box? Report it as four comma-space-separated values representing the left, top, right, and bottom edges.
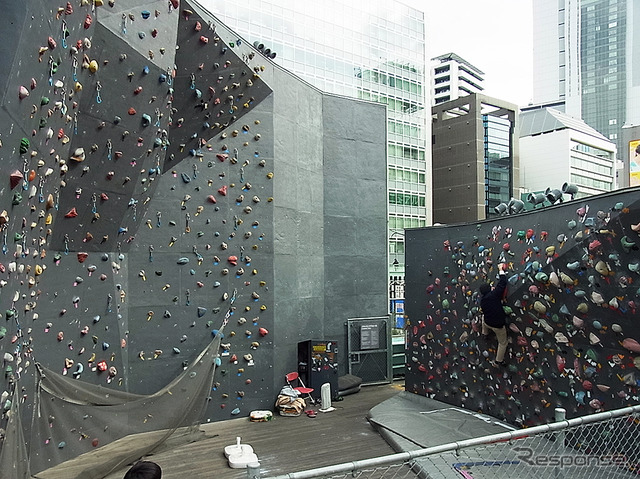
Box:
246, 462, 261, 479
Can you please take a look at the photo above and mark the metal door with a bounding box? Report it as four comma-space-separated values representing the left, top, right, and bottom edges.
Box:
346, 316, 391, 385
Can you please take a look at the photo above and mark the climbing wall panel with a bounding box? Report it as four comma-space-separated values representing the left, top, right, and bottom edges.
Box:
0, 2, 388, 471
405, 187, 640, 427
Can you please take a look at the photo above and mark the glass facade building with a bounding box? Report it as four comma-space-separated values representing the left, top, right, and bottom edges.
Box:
484, 115, 513, 216
202, 0, 429, 284
533, 0, 638, 171
580, 0, 626, 153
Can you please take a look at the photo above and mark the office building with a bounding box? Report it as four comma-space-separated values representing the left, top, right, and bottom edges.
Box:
203, 0, 429, 284
532, 0, 582, 115
533, 0, 639, 185
432, 93, 519, 224
520, 107, 617, 197
431, 53, 484, 106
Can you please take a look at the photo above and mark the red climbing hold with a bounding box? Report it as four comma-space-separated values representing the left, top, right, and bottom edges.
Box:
65, 207, 78, 218
228, 256, 238, 265
84, 14, 92, 29
77, 252, 88, 263
207, 195, 216, 204
194, 21, 202, 31
259, 327, 269, 337
218, 185, 227, 196
9, 170, 23, 190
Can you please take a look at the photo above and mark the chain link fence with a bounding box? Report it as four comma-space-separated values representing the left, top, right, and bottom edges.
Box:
265, 405, 640, 479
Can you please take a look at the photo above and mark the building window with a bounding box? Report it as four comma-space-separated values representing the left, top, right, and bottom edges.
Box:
483, 114, 512, 216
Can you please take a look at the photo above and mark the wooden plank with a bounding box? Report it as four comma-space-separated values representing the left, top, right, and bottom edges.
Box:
94, 383, 402, 479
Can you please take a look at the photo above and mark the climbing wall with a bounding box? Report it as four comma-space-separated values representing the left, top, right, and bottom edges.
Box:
0, 0, 388, 463
404, 187, 640, 427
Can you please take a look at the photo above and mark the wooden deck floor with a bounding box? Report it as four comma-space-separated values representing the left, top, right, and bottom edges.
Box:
97, 382, 403, 479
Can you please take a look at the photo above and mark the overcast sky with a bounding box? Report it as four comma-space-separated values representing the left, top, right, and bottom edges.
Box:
409, 0, 534, 106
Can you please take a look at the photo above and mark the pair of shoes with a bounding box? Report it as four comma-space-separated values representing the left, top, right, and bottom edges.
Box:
305, 410, 317, 418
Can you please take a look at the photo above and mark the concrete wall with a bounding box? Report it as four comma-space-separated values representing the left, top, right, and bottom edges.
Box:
520, 131, 570, 191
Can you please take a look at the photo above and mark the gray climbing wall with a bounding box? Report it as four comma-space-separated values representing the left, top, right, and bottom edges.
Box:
405, 187, 640, 427
0, 0, 387, 464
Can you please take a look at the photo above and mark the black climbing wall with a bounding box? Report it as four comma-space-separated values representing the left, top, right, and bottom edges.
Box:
0, 0, 388, 460
405, 187, 640, 427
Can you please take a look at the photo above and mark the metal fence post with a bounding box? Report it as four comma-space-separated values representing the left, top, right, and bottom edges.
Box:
247, 461, 261, 478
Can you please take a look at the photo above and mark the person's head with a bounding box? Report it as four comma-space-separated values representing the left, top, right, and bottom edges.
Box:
123, 461, 162, 479
478, 283, 491, 296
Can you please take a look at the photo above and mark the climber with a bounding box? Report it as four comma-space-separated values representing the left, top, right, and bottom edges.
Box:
478, 263, 509, 366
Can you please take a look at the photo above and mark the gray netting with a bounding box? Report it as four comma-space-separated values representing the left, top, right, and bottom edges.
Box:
0, 324, 224, 479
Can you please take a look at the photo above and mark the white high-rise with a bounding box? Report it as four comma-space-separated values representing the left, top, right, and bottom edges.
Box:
431, 53, 484, 106
532, 0, 582, 115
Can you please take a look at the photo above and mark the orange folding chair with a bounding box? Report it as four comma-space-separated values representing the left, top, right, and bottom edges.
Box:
285, 371, 315, 404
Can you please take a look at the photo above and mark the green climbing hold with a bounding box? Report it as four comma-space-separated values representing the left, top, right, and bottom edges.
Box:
12, 192, 22, 205
585, 348, 598, 362
532, 367, 544, 378
19, 138, 29, 154
40, 96, 50, 106
534, 271, 548, 282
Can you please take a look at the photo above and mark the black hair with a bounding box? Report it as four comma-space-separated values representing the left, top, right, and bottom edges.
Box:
123, 461, 162, 479
478, 283, 491, 296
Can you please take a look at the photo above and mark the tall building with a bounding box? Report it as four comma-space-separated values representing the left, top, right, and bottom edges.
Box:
202, 0, 429, 285
532, 0, 582, 115
533, 0, 639, 185
432, 93, 519, 224
431, 53, 484, 106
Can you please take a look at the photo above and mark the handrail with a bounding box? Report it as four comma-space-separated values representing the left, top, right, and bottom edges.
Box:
265, 404, 640, 479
